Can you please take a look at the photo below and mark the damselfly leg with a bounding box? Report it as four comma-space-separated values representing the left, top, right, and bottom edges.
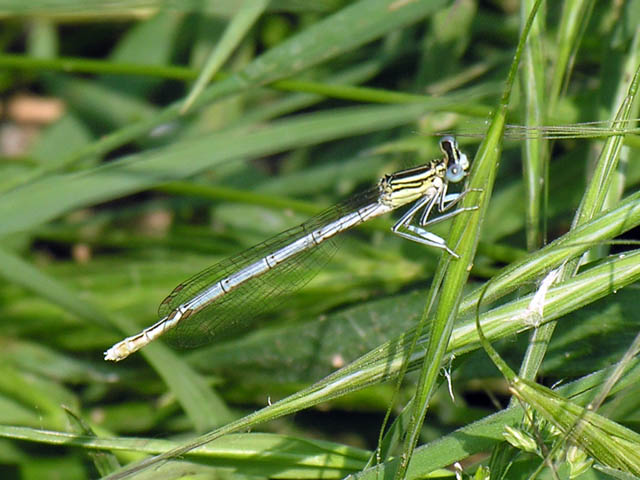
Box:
421, 186, 483, 224
392, 195, 473, 258
392, 184, 479, 258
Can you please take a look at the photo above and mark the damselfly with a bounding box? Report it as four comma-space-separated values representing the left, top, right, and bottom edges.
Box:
104, 136, 473, 361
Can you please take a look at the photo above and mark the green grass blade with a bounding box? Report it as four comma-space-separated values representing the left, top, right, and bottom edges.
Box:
0, 103, 434, 237
520, 0, 547, 252
3, 4, 640, 479
516, 57, 640, 396
97, 217, 640, 479
0, 426, 370, 479
459, 189, 640, 313
0, 246, 230, 431
592, 28, 640, 257
59, 0, 447, 165
393, 2, 545, 477
0, 245, 112, 329
573, 65, 640, 230
511, 368, 640, 476
353, 357, 640, 479
473, 249, 640, 476
181, 0, 269, 113
63, 407, 121, 476
547, 0, 595, 115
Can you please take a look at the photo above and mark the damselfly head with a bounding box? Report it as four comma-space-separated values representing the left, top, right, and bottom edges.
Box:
440, 136, 469, 183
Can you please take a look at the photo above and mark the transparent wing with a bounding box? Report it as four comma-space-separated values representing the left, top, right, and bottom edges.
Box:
158, 186, 382, 348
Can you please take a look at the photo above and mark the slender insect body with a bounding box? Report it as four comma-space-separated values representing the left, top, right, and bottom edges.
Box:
187, 201, 390, 309
104, 136, 473, 361
223, 259, 269, 290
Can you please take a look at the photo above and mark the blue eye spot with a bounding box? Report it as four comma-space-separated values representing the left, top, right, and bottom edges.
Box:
446, 164, 465, 182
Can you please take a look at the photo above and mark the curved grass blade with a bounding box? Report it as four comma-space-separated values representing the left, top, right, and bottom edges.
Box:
0, 102, 434, 239
0, 247, 231, 431
180, 0, 269, 113
0, 426, 371, 479
59, 0, 448, 165
392, 2, 546, 478
519, 0, 547, 251
353, 356, 640, 480
515, 57, 640, 408
99, 246, 640, 480
474, 264, 640, 477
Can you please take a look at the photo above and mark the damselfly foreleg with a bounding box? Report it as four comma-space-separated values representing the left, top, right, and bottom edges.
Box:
420, 186, 482, 224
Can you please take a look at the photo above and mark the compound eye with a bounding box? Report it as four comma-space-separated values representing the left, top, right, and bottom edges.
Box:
446, 164, 465, 182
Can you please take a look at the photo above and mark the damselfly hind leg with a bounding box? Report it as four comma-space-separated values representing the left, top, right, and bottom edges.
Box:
394, 225, 459, 258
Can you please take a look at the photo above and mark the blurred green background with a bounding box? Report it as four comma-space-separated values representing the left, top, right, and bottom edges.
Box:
1, 1, 640, 479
